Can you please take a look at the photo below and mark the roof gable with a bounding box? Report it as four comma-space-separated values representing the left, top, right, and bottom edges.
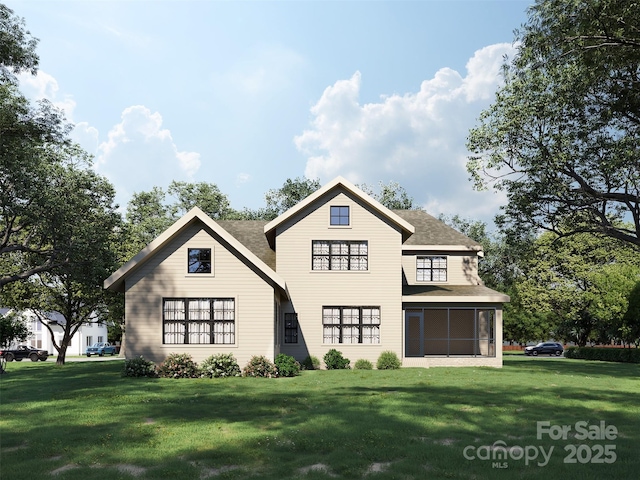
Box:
263, 176, 415, 248
104, 207, 286, 294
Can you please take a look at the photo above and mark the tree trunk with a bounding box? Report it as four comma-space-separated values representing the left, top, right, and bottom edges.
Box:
56, 344, 67, 365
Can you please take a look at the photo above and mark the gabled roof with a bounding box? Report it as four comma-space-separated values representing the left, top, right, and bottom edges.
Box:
104, 207, 287, 295
394, 210, 483, 252
263, 176, 415, 248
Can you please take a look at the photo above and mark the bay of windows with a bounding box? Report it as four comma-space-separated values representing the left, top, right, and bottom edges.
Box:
323, 306, 380, 344
312, 240, 368, 271
163, 298, 235, 344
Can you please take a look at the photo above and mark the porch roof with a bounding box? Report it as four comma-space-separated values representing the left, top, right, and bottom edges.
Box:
402, 284, 510, 303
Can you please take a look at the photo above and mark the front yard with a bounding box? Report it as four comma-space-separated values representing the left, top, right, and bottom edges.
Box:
0, 356, 638, 479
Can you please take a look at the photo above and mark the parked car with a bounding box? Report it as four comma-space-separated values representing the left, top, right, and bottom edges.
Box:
85, 342, 117, 357
524, 342, 564, 356
0, 345, 49, 362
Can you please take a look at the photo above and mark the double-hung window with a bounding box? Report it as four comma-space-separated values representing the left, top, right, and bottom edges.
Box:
163, 298, 235, 344
323, 306, 380, 344
284, 313, 298, 344
417, 256, 447, 282
312, 241, 368, 271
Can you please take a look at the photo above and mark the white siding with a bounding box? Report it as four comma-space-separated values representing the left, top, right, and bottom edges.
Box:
277, 189, 404, 366
124, 221, 275, 367
402, 252, 481, 286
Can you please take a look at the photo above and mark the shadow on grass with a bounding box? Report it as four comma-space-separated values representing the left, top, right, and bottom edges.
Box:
1, 360, 639, 480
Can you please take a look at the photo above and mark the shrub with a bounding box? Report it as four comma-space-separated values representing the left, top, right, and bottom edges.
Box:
243, 355, 277, 378
122, 356, 157, 377
376, 350, 401, 370
324, 349, 350, 370
157, 353, 199, 378
354, 359, 373, 370
564, 347, 640, 363
200, 353, 241, 378
301, 355, 320, 370
274, 353, 301, 377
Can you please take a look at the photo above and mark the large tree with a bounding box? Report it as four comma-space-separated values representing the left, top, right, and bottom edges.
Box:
0, 5, 92, 288
467, 0, 640, 246
514, 231, 640, 346
0, 4, 38, 83
1, 162, 122, 364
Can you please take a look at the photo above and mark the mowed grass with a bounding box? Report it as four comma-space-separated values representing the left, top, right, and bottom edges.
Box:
0, 357, 638, 480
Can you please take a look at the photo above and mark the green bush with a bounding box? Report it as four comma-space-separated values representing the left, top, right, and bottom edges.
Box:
274, 353, 301, 377
354, 359, 373, 370
157, 353, 199, 378
564, 347, 640, 363
376, 350, 402, 370
243, 355, 277, 378
324, 349, 350, 370
199, 353, 241, 378
301, 355, 320, 370
122, 356, 157, 377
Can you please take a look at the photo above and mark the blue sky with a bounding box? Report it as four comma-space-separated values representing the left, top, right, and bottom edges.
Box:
7, 0, 531, 223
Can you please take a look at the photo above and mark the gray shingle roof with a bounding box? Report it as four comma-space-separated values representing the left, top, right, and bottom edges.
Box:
215, 210, 479, 268
215, 220, 276, 270
403, 284, 508, 299
393, 210, 481, 248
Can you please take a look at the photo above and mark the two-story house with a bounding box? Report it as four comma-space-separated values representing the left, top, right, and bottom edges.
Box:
104, 177, 509, 368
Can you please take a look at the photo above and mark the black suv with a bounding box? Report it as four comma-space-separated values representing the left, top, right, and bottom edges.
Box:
524, 342, 564, 356
0, 345, 49, 362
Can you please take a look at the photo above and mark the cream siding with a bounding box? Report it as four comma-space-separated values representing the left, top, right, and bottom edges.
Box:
402, 252, 481, 286
277, 190, 404, 365
124, 221, 275, 366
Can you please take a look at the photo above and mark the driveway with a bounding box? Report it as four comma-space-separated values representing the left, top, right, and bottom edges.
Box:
60, 355, 124, 362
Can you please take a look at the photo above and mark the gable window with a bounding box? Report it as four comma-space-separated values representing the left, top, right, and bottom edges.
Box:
330, 206, 350, 226
417, 256, 447, 282
188, 248, 212, 274
284, 313, 299, 344
323, 306, 380, 344
312, 240, 368, 271
163, 298, 235, 344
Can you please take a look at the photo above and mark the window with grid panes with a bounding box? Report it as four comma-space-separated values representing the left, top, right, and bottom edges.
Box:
284, 313, 298, 344
163, 298, 235, 344
322, 306, 380, 344
416, 256, 447, 282
312, 240, 368, 271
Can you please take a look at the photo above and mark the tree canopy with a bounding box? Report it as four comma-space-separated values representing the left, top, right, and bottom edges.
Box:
467, 0, 640, 246
0, 4, 38, 82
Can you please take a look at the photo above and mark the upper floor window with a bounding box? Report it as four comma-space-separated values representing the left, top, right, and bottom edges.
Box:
312, 240, 368, 271
417, 256, 447, 282
188, 248, 212, 274
330, 206, 350, 226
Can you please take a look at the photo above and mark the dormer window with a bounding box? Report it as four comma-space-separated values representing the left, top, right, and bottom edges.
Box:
417, 256, 447, 282
188, 248, 212, 274
330, 206, 350, 226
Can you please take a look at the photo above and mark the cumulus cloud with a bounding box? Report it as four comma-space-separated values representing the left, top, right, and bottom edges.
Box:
18, 70, 77, 120
294, 43, 515, 222
95, 105, 201, 204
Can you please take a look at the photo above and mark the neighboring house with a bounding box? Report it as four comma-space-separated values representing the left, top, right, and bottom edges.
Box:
0, 308, 108, 355
104, 177, 509, 368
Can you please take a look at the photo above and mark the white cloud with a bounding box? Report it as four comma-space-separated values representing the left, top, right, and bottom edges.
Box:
95, 105, 201, 207
294, 43, 515, 222
18, 70, 77, 120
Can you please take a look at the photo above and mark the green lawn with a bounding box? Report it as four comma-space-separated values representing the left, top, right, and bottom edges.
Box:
1, 357, 638, 479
